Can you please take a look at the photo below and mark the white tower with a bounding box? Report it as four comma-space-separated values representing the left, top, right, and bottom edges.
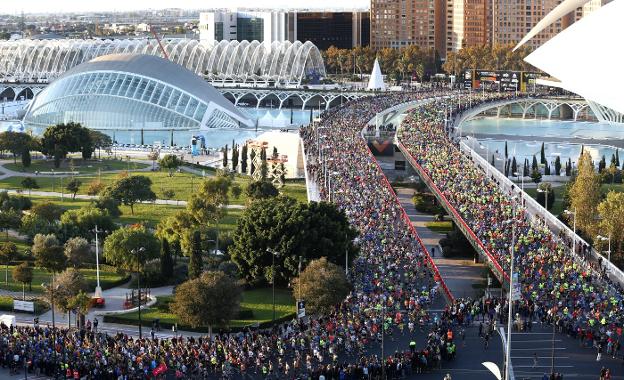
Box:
367, 58, 386, 91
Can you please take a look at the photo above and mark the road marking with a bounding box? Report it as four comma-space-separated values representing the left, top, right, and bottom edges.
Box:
510, 347, 566, 350
515, 365, 575, 368
511, 356, 569, 359
511, 339, 562, 343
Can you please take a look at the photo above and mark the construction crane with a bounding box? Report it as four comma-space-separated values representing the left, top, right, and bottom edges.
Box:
149, 25, 169, 61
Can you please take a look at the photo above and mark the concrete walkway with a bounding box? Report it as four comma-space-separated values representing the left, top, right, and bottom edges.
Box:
395, 187, 485, 299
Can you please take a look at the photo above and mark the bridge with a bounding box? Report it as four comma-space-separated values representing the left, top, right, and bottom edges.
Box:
0, 82, 371, 111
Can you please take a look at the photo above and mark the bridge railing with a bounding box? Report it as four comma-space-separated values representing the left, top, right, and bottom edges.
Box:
366, 141, 455, 304
459, 139, 624, 287
395, 140, 510, 285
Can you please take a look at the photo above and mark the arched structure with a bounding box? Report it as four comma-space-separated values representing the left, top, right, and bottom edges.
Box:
23, 54, 253, 131
0, 39, 326, 86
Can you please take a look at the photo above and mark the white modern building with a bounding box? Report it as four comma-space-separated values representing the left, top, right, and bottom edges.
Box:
199, 11, 289, 45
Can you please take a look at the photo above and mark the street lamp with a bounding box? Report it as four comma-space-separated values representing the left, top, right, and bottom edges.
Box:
328, 171, 340, 202
92, 225, 106, 298
131, 246, 146, 338
563, 208, 577, 255
536, 187, 550, 211
512, 171, 524, 194
596, 234, 611, 263
266, 248, 280, 323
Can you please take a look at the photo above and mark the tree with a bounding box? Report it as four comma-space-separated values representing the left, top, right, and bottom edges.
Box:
162, 189, 175, 200
21, 177, 39, 195
40, 123, 93, 166
231, 184, 242, 200
598, 155, 607, 173
147, 151, 159, 171
292, 257, 350, 314
67, 290, 91, 329
222, 144, 228, 169
532, 155, 539, 171
156, 210, 196, 250
51, 268, 87, 327
88, 130, 112, 159
20, 214, 57, 242
231, 197, 358, 284
0, 132, 35, 164
12, 263, 33, 299
540, 142, 546, 164
523, 158, 530, 177
511, 157, 517, 175
569, 151, 601, 234
158, 154, 183, 177
66, 178, 81, 200
93, 194, 121, 218
245, 180, 279, 201
187, 176, 231, 226
103, 225, 159, 271
60, 206, 116, 241
31, 202, 64, 223
160, 238, 174, 279
597, 191, 624, 261
104, 175, 156, 214
0, 210, 21, 241
171, 271, 241, 334
0, 192, 31, 212
188, 230, 203, 279
555, 156, 562, 176
530, 168, 542, 184
64, 237, 91, 268
231, 145, 239, 171
241, 144, 248, 174
544, 162, 551, 176
566, 158, 572, 176
504, 141, 508, 158
32, 234, 66, 274
21, 148, 31, 168
0, 242, 17, 284
86, 180, 105, 196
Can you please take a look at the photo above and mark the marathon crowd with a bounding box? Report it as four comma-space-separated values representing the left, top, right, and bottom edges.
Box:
0, 91, 464, 380
397, 94, 624, 359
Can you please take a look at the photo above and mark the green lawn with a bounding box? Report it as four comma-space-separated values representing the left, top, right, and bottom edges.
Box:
0, 295, 49, 314
0, 235, 30, 253
5, 158, 148, 174
0, 169, 308, 205
424, 220, 454, 233
0, 266, 128, 294
105, 288, 295, 330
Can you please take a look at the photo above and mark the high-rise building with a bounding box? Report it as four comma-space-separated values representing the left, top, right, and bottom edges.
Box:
370, 0, 443, 52
446, 0, 490, 52
199, 9, 369, 49
570, 0, 612, 22
492, 0, 565, 49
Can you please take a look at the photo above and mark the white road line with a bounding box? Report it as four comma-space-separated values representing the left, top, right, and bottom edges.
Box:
511, 339, 562, 343
511, 347, 566, 350
511, 356, 569, 359
515, 365, 575, 368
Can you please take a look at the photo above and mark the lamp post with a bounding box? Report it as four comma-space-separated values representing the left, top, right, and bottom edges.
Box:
131, 247, 146, 338
563, 208, 577, 256
92, 225, 105, 298
512, 171, 524, 194
536, 186, 550, 211
596, 234, 611, 263
504, 202, 517, 380
266, 248, 280, 323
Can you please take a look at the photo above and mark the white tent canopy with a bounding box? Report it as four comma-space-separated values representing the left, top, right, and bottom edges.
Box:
367, 58, 386, 91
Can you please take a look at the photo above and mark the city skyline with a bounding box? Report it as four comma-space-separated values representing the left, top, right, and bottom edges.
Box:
1, 0, 369, 14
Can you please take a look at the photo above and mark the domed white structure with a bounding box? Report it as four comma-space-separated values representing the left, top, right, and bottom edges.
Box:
23, 54, 253, 131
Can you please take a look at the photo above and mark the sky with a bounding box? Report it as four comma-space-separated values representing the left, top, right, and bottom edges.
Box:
1, 0, 368, 14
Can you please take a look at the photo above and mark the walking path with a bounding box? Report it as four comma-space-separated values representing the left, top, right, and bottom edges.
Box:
395, 187, 485, 299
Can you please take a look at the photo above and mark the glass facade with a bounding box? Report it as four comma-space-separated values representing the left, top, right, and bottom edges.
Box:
237, 17, 264, 42
23, 54, 252, 132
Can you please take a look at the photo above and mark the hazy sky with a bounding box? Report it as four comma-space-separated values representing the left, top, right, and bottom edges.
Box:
2, 0, 368, 14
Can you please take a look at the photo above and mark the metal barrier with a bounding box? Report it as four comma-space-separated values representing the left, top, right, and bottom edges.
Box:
396, 141, 510, 286
459, 138, 624, 286
366, 144, 455, 304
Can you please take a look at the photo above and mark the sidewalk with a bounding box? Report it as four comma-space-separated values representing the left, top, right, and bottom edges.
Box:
395, 187, 485, 299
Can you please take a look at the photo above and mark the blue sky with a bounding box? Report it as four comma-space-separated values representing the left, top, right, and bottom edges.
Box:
2, 0, 368, 14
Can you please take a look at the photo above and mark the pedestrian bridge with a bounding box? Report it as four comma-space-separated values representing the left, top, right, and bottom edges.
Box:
0, 82, 371, 111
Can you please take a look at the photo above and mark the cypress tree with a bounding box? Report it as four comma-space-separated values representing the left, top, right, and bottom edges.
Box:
511, 156, 517, 175
491, 154, 495, 166
241, 144, 248, 174
540, 142, 546, 164
222, 144, 228, 169
189, 230, 203, 279
21, 148, 31, 168
532, 155, 538, 170
232, 145, 239, 171
160, 239, 174, 279
555, 156, 561, 175
504, 141, 508, 158
616, 150, 620, 167
249, 149, 256, 175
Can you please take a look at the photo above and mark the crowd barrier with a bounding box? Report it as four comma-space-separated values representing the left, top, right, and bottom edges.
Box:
396, 140, 510, 285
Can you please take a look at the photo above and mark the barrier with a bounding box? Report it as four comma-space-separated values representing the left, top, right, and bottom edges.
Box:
366, 142, 455, 304
459, 138, 624, 287
396, 140, 510, 285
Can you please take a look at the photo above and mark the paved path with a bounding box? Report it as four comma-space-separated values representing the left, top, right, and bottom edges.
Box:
395, 187, 485, 299
0, 159, 153, 180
